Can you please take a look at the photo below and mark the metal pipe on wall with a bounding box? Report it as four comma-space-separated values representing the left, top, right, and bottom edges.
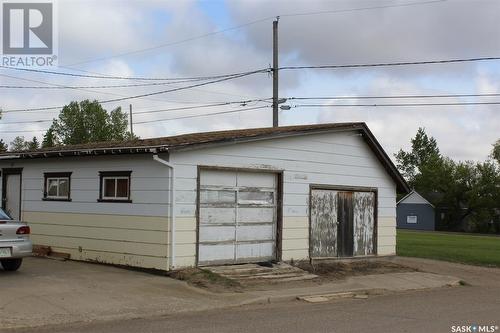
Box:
152, 154, 176, 269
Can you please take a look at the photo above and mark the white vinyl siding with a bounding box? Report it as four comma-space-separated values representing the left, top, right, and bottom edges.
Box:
0, 154, 171, 270
170, 130, 397, 265
0, 129, 399, 270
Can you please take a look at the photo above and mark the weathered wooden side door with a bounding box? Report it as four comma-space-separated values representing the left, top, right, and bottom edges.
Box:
310, 189, 375, 258
353, 192, 376, 256
337, 192, 354, 257
310, 189, 338, 257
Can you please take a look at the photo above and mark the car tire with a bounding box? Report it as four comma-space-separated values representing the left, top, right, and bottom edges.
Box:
1, 258, 23, 271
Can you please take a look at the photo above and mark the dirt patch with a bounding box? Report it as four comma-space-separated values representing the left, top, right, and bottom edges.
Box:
295, 260, 418, 281
168, 268, 243, 293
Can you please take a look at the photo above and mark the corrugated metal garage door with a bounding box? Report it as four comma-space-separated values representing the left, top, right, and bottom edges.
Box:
310, 189, 375, 258
198, 169, 277, 266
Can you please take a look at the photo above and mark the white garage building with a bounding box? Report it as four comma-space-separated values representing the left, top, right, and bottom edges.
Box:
0, 123, 409, 270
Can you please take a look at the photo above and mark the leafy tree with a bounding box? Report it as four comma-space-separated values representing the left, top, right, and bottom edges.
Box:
397, 130, 500, 233
395, 128, 441, 185
43, 100, 136, 147
109, 108, 131, 141
8, 136, 40, 151
42, 127, 56, 148
0, 139, 8, 152
27, 136, 40, 150
9, 136, 28, 152
493, 139, 500, 164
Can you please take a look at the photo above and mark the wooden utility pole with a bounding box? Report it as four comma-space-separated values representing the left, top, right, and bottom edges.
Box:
129, 104, 134, 137
272, 17, 279, 127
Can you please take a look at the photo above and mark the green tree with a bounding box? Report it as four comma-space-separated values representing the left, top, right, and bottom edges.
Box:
9, 136, 28, 152
27, 136, 40, 150
109, 108, 132, 141
0, 139, 8, 152
45, 100, 135, 146
397, 130, 500, 233
449, 160, 500, 233
395, 127, 442, 187
42, 127, 56, 148
493, 139, 500, 164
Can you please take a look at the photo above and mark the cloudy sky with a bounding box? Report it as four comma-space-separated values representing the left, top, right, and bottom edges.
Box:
1, 0, 499, 162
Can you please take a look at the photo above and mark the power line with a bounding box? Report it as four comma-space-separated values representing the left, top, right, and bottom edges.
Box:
288, 93, 500, 100
5, 98, 498, 126
135, 105, 269, 124
280, 0, 446, 18
133, 99, 271, 115
55, 66, 271, 101
64, 18, 272, 67
0, 65, 269, 81
279, 57, 500, 71
0, 79, 213, 89
62, 0, 445, 68
0, 73, 244, 106
0, 105, 270, 132
76, 70, 268, 104
0, 119, 52, 124
3, 99, 497, 134
4, 56, 495, 112
0, 73, 194, 105
0, 70, 268, 113
0, 99, 271, 124
0, 129, 45, 133
0, 73, 157, 109
292, 101, 500, 108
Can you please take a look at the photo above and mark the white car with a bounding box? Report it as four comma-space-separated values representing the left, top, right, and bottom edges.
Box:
0, 207, 32, 271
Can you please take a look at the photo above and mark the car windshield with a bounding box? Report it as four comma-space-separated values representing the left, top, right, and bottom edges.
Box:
0, 208, 12, 220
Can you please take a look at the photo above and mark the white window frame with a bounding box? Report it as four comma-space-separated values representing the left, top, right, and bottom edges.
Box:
407, 215, 418, 224
45, 176, 70, 200
102, 176, 130, 200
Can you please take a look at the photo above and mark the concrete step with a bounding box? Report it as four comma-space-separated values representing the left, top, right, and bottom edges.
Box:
241, 274, 319, 284
210, 263, 287, 272
206, 262, 318, 284
235, 273, 312, 280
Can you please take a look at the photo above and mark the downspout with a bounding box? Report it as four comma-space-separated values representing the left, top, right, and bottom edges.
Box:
153, 154, 176, 270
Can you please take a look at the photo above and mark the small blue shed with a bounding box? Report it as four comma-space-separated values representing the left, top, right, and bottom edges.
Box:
397, 190, 435, 231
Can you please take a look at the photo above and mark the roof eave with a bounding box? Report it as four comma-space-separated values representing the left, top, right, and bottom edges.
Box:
359, 124, 410, 194
0, 146, 169, 160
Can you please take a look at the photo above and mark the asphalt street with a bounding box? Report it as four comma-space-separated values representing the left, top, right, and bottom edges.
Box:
4, 258, 500, 333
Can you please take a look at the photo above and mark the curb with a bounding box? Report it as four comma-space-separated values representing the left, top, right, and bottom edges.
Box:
238, 287, 387, 306
237, 277, 463, 306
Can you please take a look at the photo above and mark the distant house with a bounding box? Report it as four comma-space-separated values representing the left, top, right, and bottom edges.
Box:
397, 190, 435, 231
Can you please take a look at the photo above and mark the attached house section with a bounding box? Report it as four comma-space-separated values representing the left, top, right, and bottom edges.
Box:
0, 155, 171, 270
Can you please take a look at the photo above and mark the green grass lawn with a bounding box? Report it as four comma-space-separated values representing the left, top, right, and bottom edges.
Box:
397, 230, 500, 267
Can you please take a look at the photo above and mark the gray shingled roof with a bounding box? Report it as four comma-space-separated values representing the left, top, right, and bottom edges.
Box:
0, 122, 410, 192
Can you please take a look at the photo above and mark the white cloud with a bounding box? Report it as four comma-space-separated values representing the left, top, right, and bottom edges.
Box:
0, 0, 499, 162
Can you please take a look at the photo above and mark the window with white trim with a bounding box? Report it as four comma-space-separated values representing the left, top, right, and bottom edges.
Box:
99, 171, 131, 202
407, 215, 418, 224
44, 172, 71, 201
